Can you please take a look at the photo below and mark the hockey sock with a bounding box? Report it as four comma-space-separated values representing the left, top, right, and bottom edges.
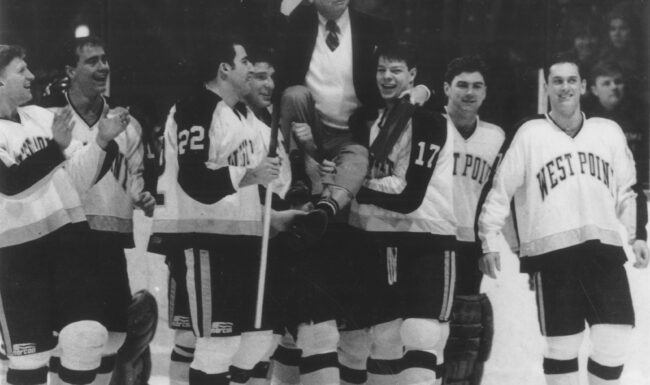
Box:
367, 357, 402, 385
338, 329, 370, 385
315, 198, 338, 219
400, 319, 445, 385
246, 361, 270, 385
189, 368, 229, 385
270, 343, 302, 385
170, 331, 196, 385
88, 355, 116, 385
297, 321, 340, 385
587, 359, 624, 385
6, 367, 49, 385
229, 365, 253, 385
543, 357, 579, 385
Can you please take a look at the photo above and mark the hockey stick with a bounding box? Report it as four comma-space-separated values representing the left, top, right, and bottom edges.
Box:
255, 105, 280, 329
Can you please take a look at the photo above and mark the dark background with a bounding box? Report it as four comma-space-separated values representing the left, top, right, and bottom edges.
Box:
1, 0, 648, 131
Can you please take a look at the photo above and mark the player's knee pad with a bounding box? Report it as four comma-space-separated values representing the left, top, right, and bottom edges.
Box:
370, 319, 403, 360
8, 351, 51, 370
59, 321, 108, 372
231, 331, 275, 370
590, 324, 632, 366
103, 332, 126, 356
544, 332, 583, 360
338, 329, 371, 369
175, 330, 197, 350
296, 320, 340, 357
400, 318, 441, 351
192, 336, 240, 375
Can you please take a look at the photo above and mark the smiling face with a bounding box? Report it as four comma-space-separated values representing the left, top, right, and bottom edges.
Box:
0, 57, 35, 107
376, 56, 415, 102
67, 44, 110, 97
444, 71, 486, 116
244, 61, 275, 110
545, 62, 585, 117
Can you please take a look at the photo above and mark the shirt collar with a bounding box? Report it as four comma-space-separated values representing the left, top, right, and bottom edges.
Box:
318, 7, 350, 34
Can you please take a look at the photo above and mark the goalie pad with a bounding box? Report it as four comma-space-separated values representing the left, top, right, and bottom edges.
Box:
110, 290, 158, 385
443, 294, 494, 385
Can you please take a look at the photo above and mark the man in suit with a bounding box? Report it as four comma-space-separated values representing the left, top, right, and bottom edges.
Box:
275, 2, 431, 385
279, 0, 431, 232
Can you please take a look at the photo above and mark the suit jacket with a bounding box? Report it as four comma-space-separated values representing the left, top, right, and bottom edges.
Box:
279, 4, 395, 109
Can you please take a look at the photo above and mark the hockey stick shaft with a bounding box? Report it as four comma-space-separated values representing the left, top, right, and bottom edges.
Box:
255, 105, 280, 329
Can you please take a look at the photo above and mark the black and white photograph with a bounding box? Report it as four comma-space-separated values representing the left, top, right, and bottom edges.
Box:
0, 1, 649, 384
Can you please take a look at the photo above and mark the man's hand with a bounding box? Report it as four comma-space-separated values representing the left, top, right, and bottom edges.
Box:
97, 107, 129, 149
291, 122, 314, 145
52, 106, 76, 151
240, 156, 281, 187
632, 239, 649, 268
400, 84, 430, 106
318, 159, 336, 185
134, 191, 156, 217
479, 252, 501, 279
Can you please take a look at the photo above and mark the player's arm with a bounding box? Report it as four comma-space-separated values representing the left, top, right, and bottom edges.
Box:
611, 123, 648, 268
124, 115, 155, 216
477, 130, 526, 277
0, 141, 66, 195
356, 113, 442, 214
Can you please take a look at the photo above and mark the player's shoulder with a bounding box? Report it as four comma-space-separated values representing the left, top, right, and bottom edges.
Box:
478, 119, 505, 137
20, 104, 55, 123
584, 116, 627, 142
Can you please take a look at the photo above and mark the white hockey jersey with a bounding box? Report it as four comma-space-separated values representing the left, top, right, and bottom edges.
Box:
349, 108, 456, 241
479, 114, 637, 258
0, 105, 109, 248
451, 116, 505, 242
50, 96, 145, 239
152, 88, 290, 236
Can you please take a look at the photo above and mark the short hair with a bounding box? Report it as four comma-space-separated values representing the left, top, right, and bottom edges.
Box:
0, 45, 26, 74
444, 55, 487, 84
543, 51, 583, 81
198, 35, 246, 82
589, 61, 624, 86
60, 35, 106, 68
375, 41, 418, 70
247, 45, 275, 67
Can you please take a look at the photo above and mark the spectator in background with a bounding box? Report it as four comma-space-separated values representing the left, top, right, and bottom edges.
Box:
569, 21, 601, 77
598, 3, 645, 96
583, 60, 648, 245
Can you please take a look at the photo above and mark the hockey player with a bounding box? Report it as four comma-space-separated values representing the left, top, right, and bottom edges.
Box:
160, 45, 285, 385
478, 52, 649, 385
45, 35, 155, 385
347, 41, 456, 385
443, 56, 503, 385
148, 37, 296, 385
0, 45, 125, 385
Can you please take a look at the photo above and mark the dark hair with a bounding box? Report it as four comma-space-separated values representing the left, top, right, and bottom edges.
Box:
60, 35, 106, 68
375, 41, 418, 70
543, 51, 583, 80
0, 45, 26, 74
589, 61, 624, 86
247, 45, 275, 67
197, 35, 247, 82
444, 55, 487, 84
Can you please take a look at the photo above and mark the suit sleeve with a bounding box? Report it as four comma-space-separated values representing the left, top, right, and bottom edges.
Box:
0, 139, 65, 195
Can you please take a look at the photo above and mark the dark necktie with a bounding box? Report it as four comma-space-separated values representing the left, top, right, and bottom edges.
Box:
325, 20, 340, 51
